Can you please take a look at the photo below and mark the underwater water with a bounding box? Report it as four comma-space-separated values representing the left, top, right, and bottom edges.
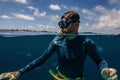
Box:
0, 32, 120, 80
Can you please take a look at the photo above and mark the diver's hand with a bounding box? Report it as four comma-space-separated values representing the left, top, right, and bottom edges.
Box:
101, 68, 118, 80
0, 71, 20, 80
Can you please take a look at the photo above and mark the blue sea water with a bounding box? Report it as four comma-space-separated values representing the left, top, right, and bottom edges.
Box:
0, 31, 120, 80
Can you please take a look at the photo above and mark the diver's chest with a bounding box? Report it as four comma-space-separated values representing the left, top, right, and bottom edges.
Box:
58, 42, 85, 59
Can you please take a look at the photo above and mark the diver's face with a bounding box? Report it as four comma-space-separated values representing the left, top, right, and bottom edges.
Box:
62, 22, 79, 34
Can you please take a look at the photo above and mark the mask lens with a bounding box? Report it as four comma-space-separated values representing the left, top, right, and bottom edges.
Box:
58, 19, 72, 29
58, 19, 66, 29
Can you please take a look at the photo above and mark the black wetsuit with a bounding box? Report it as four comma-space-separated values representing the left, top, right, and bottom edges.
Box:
19, 35, 108, 78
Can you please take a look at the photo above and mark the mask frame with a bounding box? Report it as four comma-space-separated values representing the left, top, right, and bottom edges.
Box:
58, 19, 80, 29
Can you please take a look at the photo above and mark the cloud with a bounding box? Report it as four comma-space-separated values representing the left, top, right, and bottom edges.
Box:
27, 25, 34, 29
88, 6, 120, 33
37, 24, 58, 31
49, 4, 61, 11
34, 9, 46, 17
16, 23, 58, 32
50, 15, 60, 22
61, 4, 80, 11
12, 13, 34, 21
28, 6, 46, 17
1, 0, 27, 4
94, 5, 109, 14
108, 0, 120, 5
82, 8, 95, 16
0, 15, 12, 19
82, 8, 96, 20
13, 0, 27, 4
28, 6, 36, 10
79, 5, 120, 34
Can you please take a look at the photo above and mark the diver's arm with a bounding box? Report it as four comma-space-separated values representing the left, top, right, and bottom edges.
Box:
84, 38, 109, 69
18, 41, 58, 75
85, 39, 118, 80
0, 39, 58, 80
84, 38, 103, 65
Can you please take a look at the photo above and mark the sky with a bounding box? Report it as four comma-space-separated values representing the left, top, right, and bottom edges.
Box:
0, 0, 120, 34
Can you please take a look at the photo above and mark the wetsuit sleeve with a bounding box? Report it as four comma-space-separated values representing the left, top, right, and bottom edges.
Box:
84, 38, 108, 70
18, 40, 58, 75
